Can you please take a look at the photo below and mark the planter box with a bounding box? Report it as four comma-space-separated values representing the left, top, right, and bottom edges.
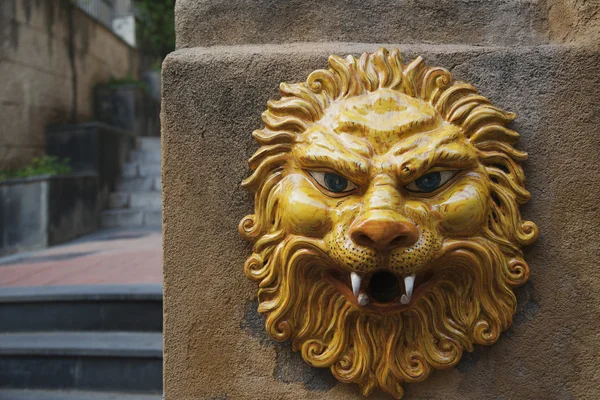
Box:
46, 122, 135, 210
0, 174, 99, 256
94, 84, 160, 137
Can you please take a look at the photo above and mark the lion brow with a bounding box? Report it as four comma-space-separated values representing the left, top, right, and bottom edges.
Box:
400, 146, 478, 182
392, 129, 460, 157
297, 152, 370, 178
338, 115, 438, 138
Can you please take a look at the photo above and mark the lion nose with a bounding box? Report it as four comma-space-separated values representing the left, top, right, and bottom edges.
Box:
350, 213, 419, 251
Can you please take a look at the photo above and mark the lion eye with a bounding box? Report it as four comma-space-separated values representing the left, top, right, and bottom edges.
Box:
309, 171, 358, 194
405, 170, 456, 193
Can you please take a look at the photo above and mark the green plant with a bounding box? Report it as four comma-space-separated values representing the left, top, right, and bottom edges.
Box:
104, 73, 150, 92
134, 0, 176, 61
149, 60, 163, 71
0, 156, 72, 182
107, 72, 139, 85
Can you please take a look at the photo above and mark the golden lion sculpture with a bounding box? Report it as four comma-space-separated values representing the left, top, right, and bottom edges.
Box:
239, 48, 538, 398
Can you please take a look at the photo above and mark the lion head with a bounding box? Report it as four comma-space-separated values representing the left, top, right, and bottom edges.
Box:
239, 48, 538, 398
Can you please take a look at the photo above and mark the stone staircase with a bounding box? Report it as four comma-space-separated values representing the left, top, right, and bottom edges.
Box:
101, 137, 162, 229
0, 285, 163, 399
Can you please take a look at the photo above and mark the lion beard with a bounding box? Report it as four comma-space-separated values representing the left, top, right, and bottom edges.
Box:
243, 231, 529, 399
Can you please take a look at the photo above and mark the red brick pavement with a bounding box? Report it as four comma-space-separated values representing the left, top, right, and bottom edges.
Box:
0, 229, 162, 287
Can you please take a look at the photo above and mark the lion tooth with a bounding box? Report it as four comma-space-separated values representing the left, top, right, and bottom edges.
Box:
358, 293, 369, 306
351, 272, 361, 297
400, 274, 416, 305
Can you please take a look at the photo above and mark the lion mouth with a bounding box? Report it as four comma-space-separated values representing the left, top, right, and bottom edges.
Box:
325, 269, 433, 311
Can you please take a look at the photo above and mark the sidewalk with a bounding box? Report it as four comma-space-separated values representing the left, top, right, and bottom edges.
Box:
0, 228, 162, 287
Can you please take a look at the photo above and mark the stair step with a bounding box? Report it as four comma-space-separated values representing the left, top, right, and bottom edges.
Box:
143, 210, 162, 227
101, 210, 162, 228
117, 177, 161, 193
0, 389, 161, 400
0, 284, 162, 332
122, 162, 161, 178
108, 192, 129, 209
122, 162, 139, 178
130, 192, 162, 209
0, 332, 162, 358
101, 209, 143, 228
128, 150, 161, 163
138, 164, 161, 178
108, 193, 162, 210
136, 138, 161, 152
0, 332, 162, 393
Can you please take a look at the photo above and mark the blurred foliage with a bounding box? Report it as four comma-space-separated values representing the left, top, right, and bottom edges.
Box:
104, 73, 150, 91
135, 0, 176, 61
0, 156, 72, 182
149, 60, 163, 71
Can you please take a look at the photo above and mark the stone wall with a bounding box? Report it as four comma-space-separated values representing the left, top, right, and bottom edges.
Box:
0, 0, 139, 169
163, 2, 600, 399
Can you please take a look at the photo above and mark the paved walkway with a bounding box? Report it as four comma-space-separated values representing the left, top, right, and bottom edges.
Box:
0, 228, 162, 287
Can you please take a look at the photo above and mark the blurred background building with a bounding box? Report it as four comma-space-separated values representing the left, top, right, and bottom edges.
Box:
2, 0, 145, 170
0, 2, 172, 397
0, 0, 174, 256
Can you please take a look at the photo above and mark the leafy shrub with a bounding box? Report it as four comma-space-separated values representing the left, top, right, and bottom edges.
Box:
101, 73, 150, 93
0, 156, 72, 182
135, 0, 176, 61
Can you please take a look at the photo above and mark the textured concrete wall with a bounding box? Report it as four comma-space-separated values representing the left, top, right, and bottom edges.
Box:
546, 0, 600, 43
175, 0, 550, 48
175, 0, 600, 48
0, 0, 139, 169
163, 2, 600, 399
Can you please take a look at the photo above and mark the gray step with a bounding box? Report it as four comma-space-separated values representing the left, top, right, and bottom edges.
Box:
176, 0, 550, 48
138, 163, 161, 178
143, 210, 162, 227
0, 285, 162, 332
122, 162, 161, 179
0, 332, 162, 393
108, 192, 129, 209
136, 137, 161, 152
130, 192, 162, 209
108, 192, 162, 210
0, 389, 161, 400
128, 150, 161, 163
0, 332, 162, 357
101, 209, 143, 228
117, 177, 161, 193
101, 209, 161, 228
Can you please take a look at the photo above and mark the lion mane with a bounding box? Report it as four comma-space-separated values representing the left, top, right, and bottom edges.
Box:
239, 48, 538, 398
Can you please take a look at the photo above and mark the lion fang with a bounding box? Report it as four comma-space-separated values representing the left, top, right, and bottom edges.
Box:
357, 293, 369, 306
400, 274, 416, 305
351, 272, 362, 297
